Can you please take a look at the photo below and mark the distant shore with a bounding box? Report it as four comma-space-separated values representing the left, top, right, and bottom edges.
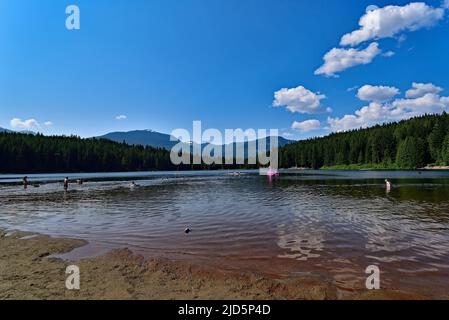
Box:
287, 165, 449, 171
422, 166, 449, 170
0, 229, 430, 300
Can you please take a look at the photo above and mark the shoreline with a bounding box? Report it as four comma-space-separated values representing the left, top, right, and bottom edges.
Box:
289, 166, 449, 171
0, 229, 430, 300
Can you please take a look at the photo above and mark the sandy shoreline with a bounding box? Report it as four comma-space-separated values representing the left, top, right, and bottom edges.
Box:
0, 229, 430, 300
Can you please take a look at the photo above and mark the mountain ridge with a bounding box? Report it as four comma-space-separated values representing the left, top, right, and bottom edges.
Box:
96, 129, 294, 151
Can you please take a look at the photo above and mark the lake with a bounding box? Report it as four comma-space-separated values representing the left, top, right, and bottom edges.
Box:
1, 170, 449, 298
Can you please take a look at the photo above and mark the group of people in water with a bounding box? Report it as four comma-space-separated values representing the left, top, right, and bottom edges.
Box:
22, 176, 83, 190
20, 175, 394, 191
22, 176, 141, 190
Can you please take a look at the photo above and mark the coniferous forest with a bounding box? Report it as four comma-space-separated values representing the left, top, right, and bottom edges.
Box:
0, 133, 253, 173
1, 113, 449, 173
280, 113, 449, 169
0, 133, 178, 173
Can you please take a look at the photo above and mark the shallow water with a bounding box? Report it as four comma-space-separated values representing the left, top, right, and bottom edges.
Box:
1, 170, 449, 298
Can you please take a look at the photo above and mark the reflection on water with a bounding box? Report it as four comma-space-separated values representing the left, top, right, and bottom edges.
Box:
1, 170, 449, 298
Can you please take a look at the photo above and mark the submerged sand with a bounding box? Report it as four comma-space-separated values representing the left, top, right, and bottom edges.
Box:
0, 229, 428, 300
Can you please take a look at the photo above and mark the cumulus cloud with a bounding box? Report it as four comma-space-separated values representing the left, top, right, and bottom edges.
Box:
340, 2, 445, 47
115, 115, 127, 120
10, 118, 39, 129
357, 85, 400, 102
327, 83, 449, 132
405, 82, 443, 98
291, 119, 322, 132
314, 42, 381, 77
273, 85, 331, 114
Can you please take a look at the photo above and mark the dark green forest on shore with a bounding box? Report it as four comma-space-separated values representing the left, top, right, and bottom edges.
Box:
1, 113, 449, 173
280, 113, 449, 169
0, 133, 176, 173
0, 133, 252, 173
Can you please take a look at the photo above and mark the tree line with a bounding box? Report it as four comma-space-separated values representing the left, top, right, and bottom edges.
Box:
279, 113, 449, 169
0, 132, 255, 173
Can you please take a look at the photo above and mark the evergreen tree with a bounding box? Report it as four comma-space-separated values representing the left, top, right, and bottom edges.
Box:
396, 137, 426, 169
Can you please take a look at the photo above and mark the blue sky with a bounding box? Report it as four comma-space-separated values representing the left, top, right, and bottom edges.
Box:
1, 0, 449, 140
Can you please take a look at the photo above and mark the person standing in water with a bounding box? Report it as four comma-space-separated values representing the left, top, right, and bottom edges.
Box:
385, 179, 392, 190
23, 176, 28, 189
63, 177, 69, 190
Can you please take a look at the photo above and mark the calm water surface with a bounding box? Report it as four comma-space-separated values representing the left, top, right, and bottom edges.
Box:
1, 170, 449, 298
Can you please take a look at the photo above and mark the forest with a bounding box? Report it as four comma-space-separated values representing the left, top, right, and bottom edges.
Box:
280, 113, 449, 169
0, 133, 177, 173
0, 132, 254, 173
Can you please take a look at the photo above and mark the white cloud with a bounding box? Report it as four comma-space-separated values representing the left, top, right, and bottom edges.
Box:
273, 85, 331, 114
328, 83, 449, 132
366, 5, 379, 13
357, 85, 400, 102
115, 115, 127, 120
340, 2, 445, 47
291, 119, 322, 132
405, 82, 443, 98
44, 121, 53, 127
10, 118, 39, 129
315, 42, 381, 77
383, 51, 395, 57
393, 92, 448, 114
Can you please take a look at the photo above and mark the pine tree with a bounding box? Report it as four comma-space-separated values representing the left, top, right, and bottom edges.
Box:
395, 137, 426, 169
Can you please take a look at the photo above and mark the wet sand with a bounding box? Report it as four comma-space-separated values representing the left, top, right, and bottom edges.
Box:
0, 229, 430, 300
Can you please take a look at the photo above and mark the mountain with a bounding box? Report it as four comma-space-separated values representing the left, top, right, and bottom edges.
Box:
18, 130, 36, 135
96, 130, 180, 150
0, 128, 36, 134
97, 129, 294, 153
219, 136, 293, 159
232, 136, 292, 149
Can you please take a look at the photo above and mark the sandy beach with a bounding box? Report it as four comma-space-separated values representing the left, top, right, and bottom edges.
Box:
0, 229, 430, 300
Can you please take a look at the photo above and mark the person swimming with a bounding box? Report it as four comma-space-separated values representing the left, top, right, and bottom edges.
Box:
129, 181, 138, 188
63, 177, 69, 190
76, 179, 83, 185
23, 176, 28, 189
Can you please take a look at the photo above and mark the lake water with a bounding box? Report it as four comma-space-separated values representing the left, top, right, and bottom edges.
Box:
1, 170, 449, 298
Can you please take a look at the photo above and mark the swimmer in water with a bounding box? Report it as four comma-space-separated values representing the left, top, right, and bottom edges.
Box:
23, 176, 28, 189
385, 179, 392, 190
129, 181, 137, 188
